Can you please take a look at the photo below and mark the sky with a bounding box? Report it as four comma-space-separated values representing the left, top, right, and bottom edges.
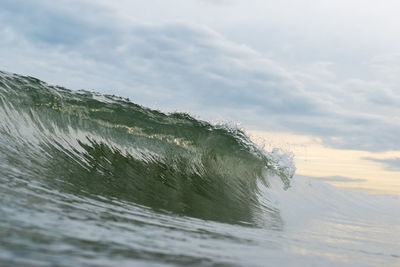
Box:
1, 0, 399, 193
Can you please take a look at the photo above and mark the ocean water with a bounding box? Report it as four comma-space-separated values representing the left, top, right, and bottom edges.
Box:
0, 71, 399, 266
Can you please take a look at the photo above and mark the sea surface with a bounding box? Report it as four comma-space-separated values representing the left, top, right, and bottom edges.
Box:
0, 71, 399, 266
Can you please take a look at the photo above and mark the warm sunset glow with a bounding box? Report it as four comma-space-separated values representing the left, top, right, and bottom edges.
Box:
248, 130, 400, 194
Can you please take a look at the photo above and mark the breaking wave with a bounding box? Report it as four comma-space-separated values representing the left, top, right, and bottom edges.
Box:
0, 71, 294, 225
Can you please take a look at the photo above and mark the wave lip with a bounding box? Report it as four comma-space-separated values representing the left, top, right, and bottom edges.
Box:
0, 71, 294, 224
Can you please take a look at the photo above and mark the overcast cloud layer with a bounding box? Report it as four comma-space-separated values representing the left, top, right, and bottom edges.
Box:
363, 157, 400, 172
1, 0, 400, 152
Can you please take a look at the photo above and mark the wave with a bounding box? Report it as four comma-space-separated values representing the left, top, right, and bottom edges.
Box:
0, 71, 294, 225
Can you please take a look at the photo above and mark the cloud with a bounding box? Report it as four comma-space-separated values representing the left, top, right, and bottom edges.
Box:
296, 174, 367, 183
0, 1, 321, 113
363, 157, 400, 172
1, 0, 400, 152
301, 175, 367, 183
196, 0, 234, 5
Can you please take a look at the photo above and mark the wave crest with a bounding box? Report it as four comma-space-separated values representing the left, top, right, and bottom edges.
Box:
0, 71, 294, 224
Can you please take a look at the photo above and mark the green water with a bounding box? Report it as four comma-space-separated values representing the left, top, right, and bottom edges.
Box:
1, 71, 399, 266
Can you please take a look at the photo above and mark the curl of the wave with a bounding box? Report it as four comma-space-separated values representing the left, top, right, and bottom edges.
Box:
0, 71, 295, 225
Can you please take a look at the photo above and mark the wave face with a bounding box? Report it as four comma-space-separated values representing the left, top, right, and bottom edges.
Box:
0, 71, 293, 225
1, 71, 400, 266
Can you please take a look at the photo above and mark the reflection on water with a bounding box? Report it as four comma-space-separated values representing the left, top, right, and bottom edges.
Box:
1, 173, 399, 266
